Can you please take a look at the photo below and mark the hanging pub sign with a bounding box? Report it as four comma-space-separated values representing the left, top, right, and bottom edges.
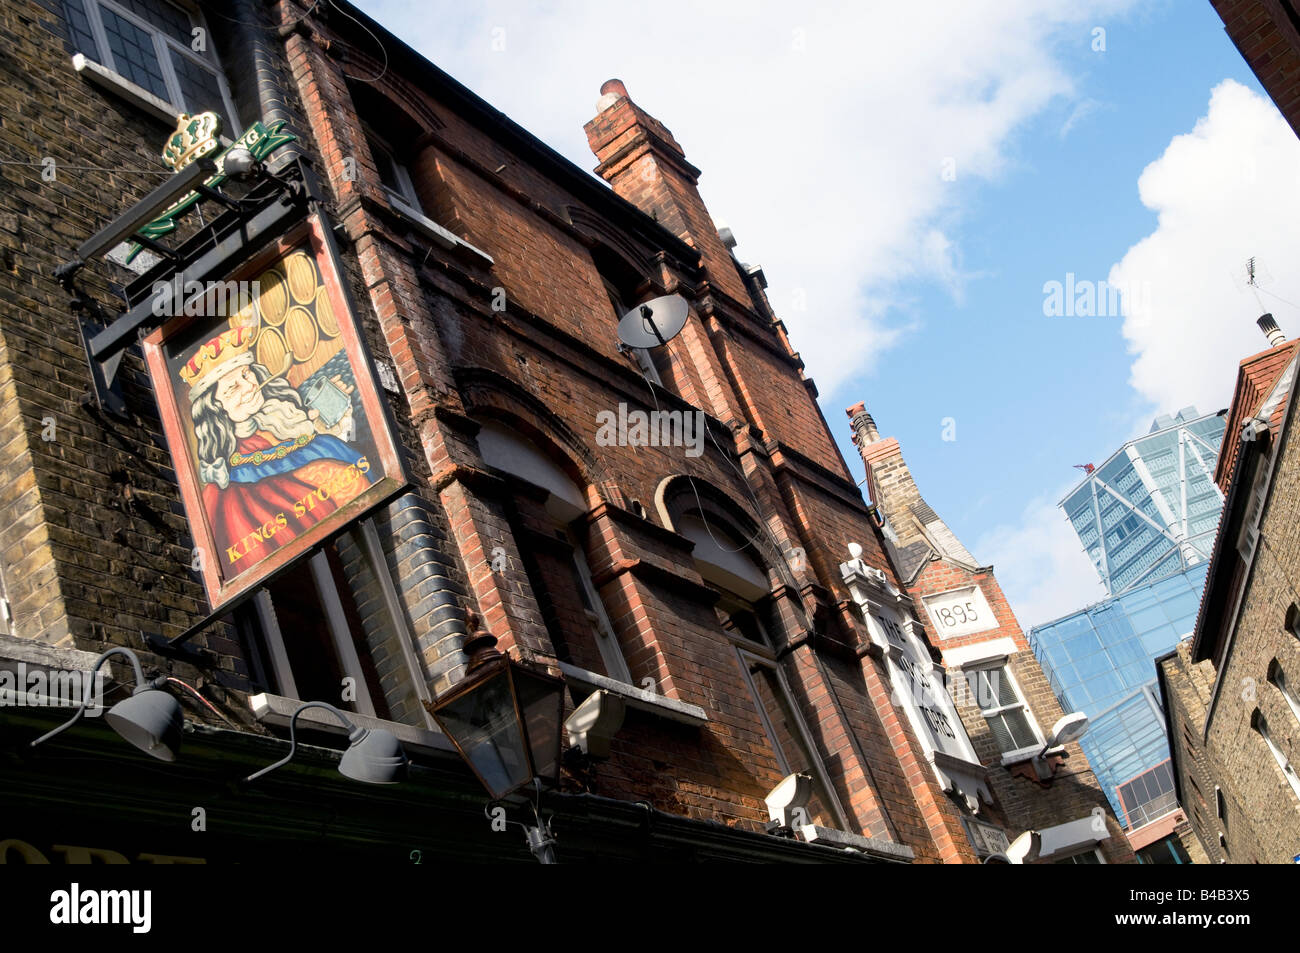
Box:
143, 214, 407, 611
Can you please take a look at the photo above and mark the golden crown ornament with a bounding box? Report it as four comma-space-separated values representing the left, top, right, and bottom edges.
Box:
162, 112, 222, 172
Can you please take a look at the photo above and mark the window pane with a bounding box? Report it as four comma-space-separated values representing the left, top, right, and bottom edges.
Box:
170, 50, 231, 133
749, 662, 833, 827
115, 0, 192, 45
65, 0, 101, 60
366, 134, 404, 195
101, 7, 168, 98
992, 667, 1019, 707
987, 713, 1014, 752
1000, 708, 1038, 750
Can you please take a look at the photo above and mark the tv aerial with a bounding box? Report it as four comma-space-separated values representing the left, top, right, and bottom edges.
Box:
617, 294, 689, 349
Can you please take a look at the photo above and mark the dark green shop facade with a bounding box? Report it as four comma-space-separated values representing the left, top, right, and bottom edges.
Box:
2, 703, 895, 864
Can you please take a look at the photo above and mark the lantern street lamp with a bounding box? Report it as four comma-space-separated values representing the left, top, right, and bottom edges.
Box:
425, 611, 566, 863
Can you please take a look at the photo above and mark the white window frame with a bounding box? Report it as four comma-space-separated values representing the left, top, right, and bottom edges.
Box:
564, 526, 633, 685
1054, 847, 1106, 864
72, 0, 240, 133
1271, 662, 1300, 727
363, 126, 422, 209
243, 523, 437, 730
732, 642, 851, 831
631, 346, 664, 386
1236, 461, 1268, 563
966, 660, 1046, 763
1256, 710, 1300, 802
364, 126, 494, 265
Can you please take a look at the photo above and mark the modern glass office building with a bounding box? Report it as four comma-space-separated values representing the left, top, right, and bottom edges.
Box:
1031, 563, 1210, 820
1032, 408, 1225, 826
1061, 408, 1225, 597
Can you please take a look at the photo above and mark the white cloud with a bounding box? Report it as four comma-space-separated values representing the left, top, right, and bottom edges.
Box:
975, 490, 1109, 630
1059, 97, 1103, 139
1111, 79, 1300, 417
359, 0, 1132, 393
983, 79, 1300, 629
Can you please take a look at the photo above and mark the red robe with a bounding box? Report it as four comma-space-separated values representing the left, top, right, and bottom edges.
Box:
203, 430, 369, 575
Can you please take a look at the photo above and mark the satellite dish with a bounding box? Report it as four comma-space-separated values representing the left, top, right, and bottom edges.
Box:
617, 294, 689, 349
1049, 712, 1090, 747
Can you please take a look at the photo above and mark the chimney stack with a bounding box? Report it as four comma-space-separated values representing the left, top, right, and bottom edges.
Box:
845, 401, 881, 447
1258, 313, 1286, 347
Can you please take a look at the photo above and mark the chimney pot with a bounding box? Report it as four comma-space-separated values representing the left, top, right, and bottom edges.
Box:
1258, 313, 1286, 347
845, 402, 881, 446
600, 78, 628, 99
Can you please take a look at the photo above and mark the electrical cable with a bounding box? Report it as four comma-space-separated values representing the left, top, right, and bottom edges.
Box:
165, 676, 237, 727
326, 0, 389, 83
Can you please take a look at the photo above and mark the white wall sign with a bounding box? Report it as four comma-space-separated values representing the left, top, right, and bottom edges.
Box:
922, 586, 997, 639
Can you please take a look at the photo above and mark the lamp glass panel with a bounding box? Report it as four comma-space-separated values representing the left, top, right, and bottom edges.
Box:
512, 667, 564, 785
436, 671, 531, 799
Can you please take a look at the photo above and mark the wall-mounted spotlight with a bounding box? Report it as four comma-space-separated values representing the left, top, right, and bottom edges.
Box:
30, 647, 182, 762
245, 701, 407, 785
564, 690, 625, 760
1032, 712, 1090, 780
764, 771, 813, 834
1006, 830, 1042, 864
220, 145, 262, 181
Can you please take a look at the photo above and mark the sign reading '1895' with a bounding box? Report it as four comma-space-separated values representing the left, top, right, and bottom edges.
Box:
922, 586, 998, 639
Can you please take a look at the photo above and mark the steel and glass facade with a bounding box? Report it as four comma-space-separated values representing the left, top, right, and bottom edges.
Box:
1031, 557, 1210, 821
1061, 408, 1225, 597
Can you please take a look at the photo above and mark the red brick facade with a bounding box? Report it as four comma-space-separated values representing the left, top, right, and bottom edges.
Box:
846, 404, 1134, 862
0, 0, 1080, 862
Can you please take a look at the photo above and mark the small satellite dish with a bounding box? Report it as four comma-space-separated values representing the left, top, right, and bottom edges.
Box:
617, 294, 689, 349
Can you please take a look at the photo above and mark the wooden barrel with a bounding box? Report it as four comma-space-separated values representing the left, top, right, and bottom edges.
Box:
315, 286, 340, 338
284, 305, 319, 362
285, 251, 318, 305
257, 267, 289, 326
255, 327, 287, 375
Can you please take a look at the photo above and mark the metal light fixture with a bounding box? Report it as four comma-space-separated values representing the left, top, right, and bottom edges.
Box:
426, 612, 566, 863
31, 647, 182, 761
425, 613, 565, 801
246, 701, 408, 784
1032, 712, 1090, 780
220, 145, 259, 179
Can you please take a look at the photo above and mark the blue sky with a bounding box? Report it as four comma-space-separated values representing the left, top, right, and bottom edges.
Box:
353, 0, 1300, 626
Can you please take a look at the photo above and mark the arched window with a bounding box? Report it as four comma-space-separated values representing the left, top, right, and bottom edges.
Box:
1268, 658, 1300, 727
662, 484, 850, 830
474, 418, 631, 684
1252, 708, 1300, 802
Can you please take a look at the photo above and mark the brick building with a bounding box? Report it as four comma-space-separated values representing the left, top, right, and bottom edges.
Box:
0, 0, 1152, 865
1158, 317, 1300, 864
0, 0, 1002, 864
845, 403, 1134, 863
1211, 0, 1300, 140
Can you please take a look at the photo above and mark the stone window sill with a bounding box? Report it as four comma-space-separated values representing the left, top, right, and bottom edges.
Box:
71, 54, 235, 146
1000, 744, 1061, 768
796, 824, 915, 861
386, 193, 494, 267
72, 53, 178, 127
557, 662, 708, 726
